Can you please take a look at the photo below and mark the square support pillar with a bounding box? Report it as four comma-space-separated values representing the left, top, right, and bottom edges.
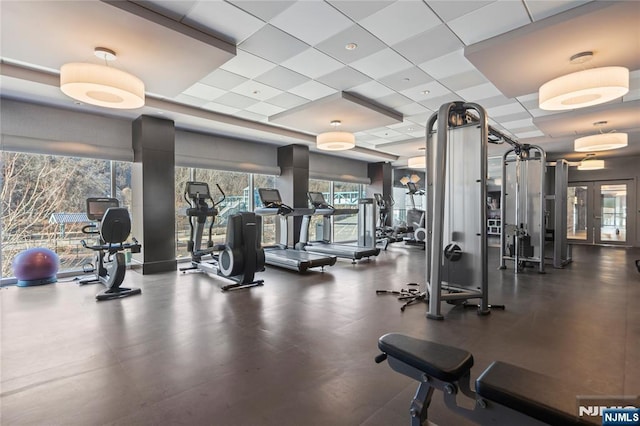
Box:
276, 144, 309, 246
367, 162, 392, 226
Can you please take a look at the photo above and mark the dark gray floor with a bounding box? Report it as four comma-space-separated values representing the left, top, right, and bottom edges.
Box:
1, 244, 639, 425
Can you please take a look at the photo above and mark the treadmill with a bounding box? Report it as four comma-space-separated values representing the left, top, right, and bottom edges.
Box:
254, 188, 336, 273
298, 192, 380, 263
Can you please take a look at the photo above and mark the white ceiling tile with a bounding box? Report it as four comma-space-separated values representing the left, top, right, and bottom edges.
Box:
327, 0, 394, 21
220, 50, 276, 79
425, 1, 494, 22
524, 0, 590, 21
173, 93, 209, 107
269, 1, 353, 45
486, 102, 528, 118
376, 93, 414, 109
266, 92, 310, 109
234, 110, 268, 122
419, 93, 463, 111
316, 67, 370, 91
494, 111, 533, 124
184, 1, 264, 44
350, 48, 413, 79
288, 80, 336, 100
315, 24, 388, 64
516, 92, 539, 102
528, 108, 558, 118
202, 102, 241, 115
378, 67, 434, 92
239, 25, 309, 63
407, 112, 432, 125
515, 129, 545, 139
397, 103, 430, 116
231, 80, 283, 101
200, 69, 248, 90
359, 1, 441, 45
281, 49, 344, 79
418, 49, 475, 80
245, 102, 286, 116
254, 66, 310, 91
136, 1, 198, 21
408, 130, 427, 138
401, 81, 451, 102
455, 82, 502, 101
370, 128, 403, 138
348, 80, 396, 100
226, 0, 295, 22
214, 92, 260, 109
448, 1, 531, 45
500, 118, 533, 129
182, 82, 227, 101
391, 24, 463, 65
440, 70, 488, 92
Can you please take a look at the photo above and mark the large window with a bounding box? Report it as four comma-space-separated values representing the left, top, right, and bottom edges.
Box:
333, 181, 360, 242
1, 152, 131, 278
308, 179, 330, 241
254, 174, 277, 246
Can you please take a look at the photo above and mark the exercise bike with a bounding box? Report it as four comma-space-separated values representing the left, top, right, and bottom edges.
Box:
376, 333, 604, 425
80, 198, 142, 301
404, 182, 426, 249
180, 181, 265, 291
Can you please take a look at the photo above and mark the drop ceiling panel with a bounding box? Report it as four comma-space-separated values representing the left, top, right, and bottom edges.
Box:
358, 1, 441, 46
465, 1, 640, 97
350, 48, 413, 80
315, 25, 388, 64
281, 49, 344, 79
0, 1, 235, 98
269, 92, 402, 134
269, 1, 353, 45
226, 0, 295, 22
418, 49, 476, 79
392, 24, 463, 65
425, 0, 494, 22
219, 50, 275, 79
316, 67, 370, 91
254, 66, 310, 91
448, 0, 531, 45
327, 0, 395, 22
239, 25, 309, 64
533, 100, 640, 137
524, 0, 591, 21
183, 1, 264, 44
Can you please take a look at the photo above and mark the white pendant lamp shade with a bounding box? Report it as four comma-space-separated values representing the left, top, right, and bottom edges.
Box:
60, 63, 145, 109
408, 156, 426, 169
316, 131, 355, 151
539, 66, 629, 111
577, 157, 605, 170
575, 132, 627, 152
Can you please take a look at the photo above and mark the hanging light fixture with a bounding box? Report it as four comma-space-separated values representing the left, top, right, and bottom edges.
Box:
316, 120, 355, 151
577, 153, 605, 170
60, 47, 145, 109
575, 121, 628, 152
539, 52, 629, 111
399, 176, 410, 185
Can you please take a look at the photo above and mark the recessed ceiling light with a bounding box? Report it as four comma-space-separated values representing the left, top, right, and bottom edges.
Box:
421, 90, 430, 95
569, 51, 593, 65
345, 43, 358, 50
94, 47, 116, 62
407, 127, 413, 131
253, 90, 260, 95
403, 78, 411, 82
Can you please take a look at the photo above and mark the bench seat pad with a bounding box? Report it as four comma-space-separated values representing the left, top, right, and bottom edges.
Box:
378, 333, 473, 382
476, 361, 597, 426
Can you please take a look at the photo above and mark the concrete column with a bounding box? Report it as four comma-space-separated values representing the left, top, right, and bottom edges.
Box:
276, 144, 309, 246
367, 162, 393, 226
131, 115, 177, 274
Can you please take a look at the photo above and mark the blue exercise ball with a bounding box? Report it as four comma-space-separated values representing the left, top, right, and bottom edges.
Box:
12, 248, 59, 287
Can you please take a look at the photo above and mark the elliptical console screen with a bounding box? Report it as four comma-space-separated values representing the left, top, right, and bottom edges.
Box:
308, 192, 327, 207
406, 182, 418, 193
86, 198, 119, 221
258, 188, 282, 205
186, 182, 210, 199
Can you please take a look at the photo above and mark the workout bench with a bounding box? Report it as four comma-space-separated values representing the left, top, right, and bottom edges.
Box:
375, 333, 597, 425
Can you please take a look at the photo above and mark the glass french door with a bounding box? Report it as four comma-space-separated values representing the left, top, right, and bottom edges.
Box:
568, 180, 631, 245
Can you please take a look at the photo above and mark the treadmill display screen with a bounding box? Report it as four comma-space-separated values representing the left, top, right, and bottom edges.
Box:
259, 188, 282, 205
308, 192, 326, 206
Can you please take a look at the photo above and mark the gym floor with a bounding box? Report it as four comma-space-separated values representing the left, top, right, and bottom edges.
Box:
1, 244, 639, 425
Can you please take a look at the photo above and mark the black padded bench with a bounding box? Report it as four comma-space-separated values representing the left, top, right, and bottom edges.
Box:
377, 333, 598, 426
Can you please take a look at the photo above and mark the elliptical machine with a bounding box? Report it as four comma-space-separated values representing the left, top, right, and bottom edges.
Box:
180, 181, 265, 291
374, 193, 404, 249
404, 182, 426, 248
80, 198, 142, 301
